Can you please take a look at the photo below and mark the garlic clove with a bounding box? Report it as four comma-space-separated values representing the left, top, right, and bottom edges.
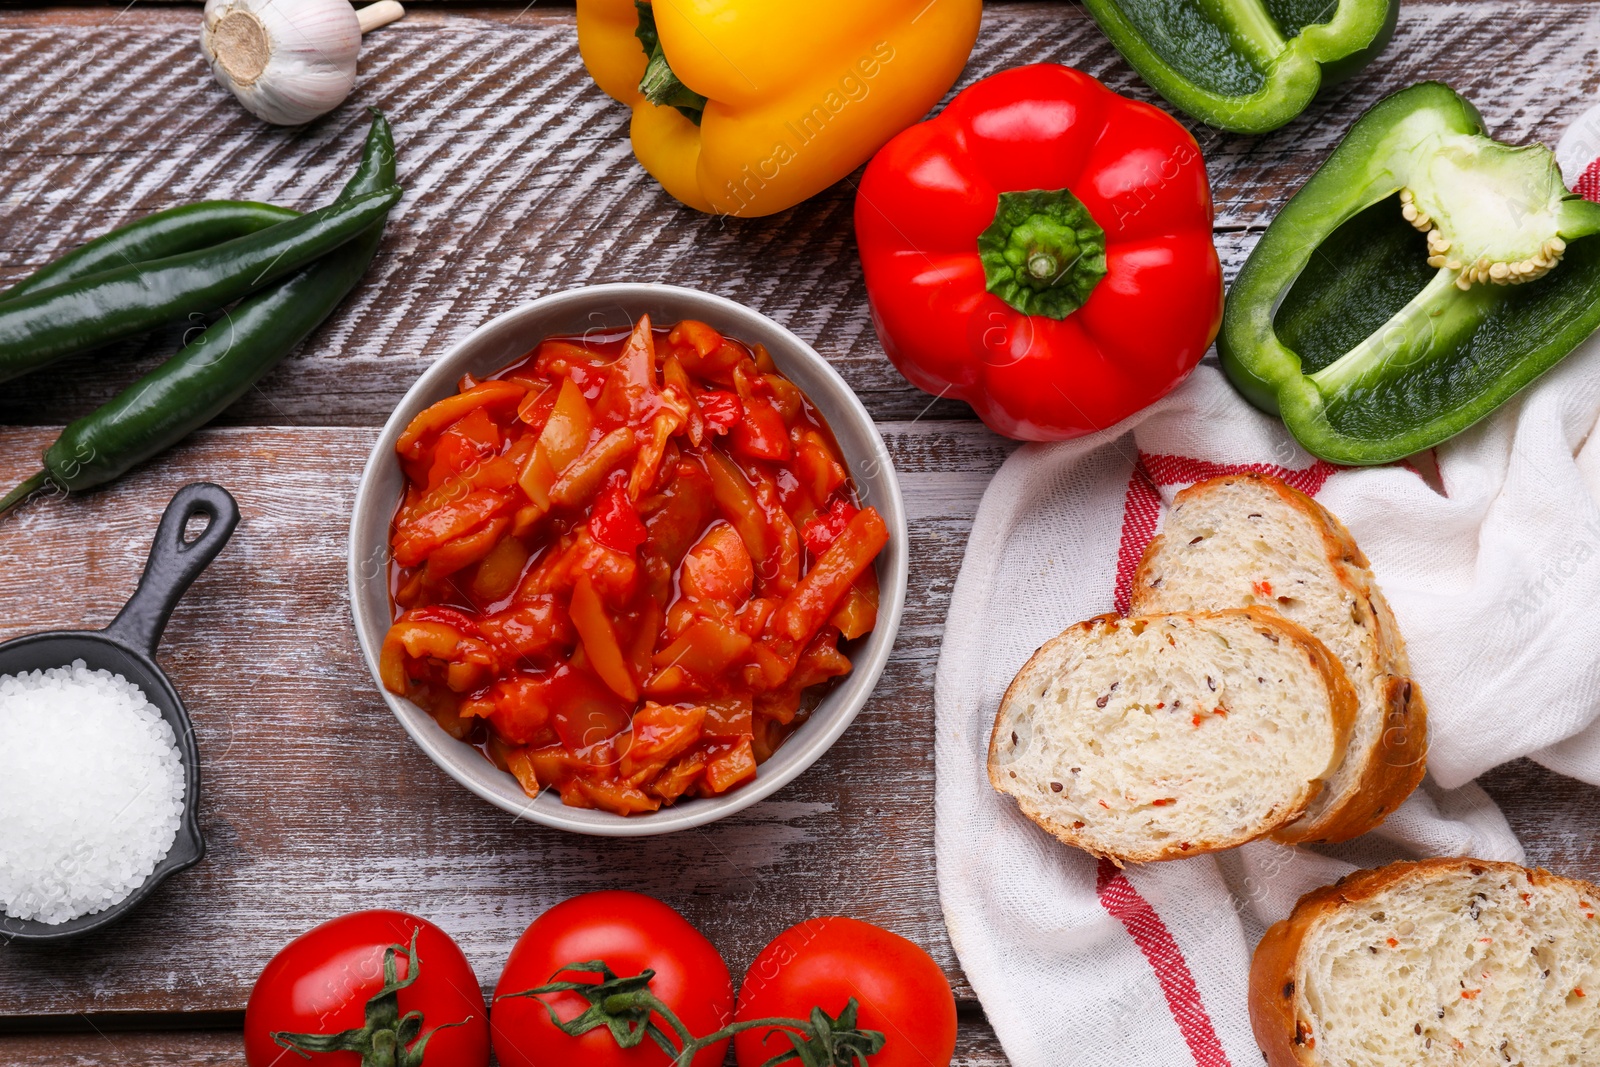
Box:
201, 0, 401, 126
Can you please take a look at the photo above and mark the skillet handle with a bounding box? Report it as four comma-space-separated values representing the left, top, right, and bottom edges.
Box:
104, 483, 240, 656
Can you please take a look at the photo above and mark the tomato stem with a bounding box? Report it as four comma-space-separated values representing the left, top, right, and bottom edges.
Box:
498, 961, 887, 1067
672, 1010, 888, 1067
270, 930, 469, 1067
496, 962, 686, 1059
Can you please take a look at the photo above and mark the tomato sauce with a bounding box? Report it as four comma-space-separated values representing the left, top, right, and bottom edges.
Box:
381, 316, 888, 815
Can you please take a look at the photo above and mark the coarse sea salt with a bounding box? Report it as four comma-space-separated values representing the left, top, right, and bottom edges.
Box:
0, 660, 185, 925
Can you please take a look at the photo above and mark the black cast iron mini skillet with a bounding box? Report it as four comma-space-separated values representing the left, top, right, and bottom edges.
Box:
0, 482, 239, 942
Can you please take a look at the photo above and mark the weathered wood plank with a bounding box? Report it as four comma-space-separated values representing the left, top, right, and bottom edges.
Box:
5, 0, 1600, 1048
0, 420, 1012, 1016
0, 1032, 245, 1066
1480, 758, 1600, 875
1, 2, 1596, 427
0, 1009, 1015, 1065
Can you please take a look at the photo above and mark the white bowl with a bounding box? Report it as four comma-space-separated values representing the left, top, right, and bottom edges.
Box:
347, 284, 909, 836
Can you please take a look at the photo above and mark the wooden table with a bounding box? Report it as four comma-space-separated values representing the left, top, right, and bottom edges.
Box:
3, 1, 1599, 1062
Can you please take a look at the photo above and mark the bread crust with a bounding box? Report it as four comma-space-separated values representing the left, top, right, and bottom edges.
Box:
988, 608, 1357, 864
1276, 674, 1427, 844
1249, 858, 1596, 1067
1130, 472, 1428, 844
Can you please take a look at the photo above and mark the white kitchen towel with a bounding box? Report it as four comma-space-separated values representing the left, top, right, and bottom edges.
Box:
934, 297, 1600, 1060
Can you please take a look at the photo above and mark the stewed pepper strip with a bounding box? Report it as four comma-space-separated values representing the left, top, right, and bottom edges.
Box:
519, 378, 594, 511
704, 451, 774, 584
571, 574, 641, 702
394, 490, 512, 567
398, 380, 528, 457
763, 506, 889, 673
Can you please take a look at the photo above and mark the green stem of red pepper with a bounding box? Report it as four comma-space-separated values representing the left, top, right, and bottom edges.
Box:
498, 960, 887, 1067
978, 188, 1108, 318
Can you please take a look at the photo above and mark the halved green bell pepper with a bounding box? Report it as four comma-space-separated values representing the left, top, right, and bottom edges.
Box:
1220, 82, 1600, 465
1081, 0, 1396, 133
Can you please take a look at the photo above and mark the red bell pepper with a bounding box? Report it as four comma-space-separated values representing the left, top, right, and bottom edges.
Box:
799, 496, 858, 557
589, 480, 648, 554
696, 390, 742, 435
855, 64, 1223, 441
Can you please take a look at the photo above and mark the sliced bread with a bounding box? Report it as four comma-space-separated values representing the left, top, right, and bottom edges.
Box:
1131, 473, 1427, 844
988, 608, 1356, 864
1251, 858, 1600, 1067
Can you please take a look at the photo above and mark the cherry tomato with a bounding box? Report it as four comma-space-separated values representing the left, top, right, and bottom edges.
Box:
243, 910, 489, 1067
733, 918, 956, 1067
493, 892, 732, 1067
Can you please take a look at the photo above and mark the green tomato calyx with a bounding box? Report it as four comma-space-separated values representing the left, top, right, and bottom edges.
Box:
270, 931, 467, 1067
498, 959, 888, 1067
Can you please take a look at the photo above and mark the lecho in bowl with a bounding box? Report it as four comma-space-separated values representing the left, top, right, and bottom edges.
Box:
349, 284, 907, 836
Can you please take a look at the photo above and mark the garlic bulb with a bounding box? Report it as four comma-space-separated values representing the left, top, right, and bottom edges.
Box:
200, 0, 404, 126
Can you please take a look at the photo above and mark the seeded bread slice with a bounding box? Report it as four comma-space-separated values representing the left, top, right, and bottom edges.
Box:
1251, 858, 1600, 1067
988, 609, 1356, 864
1131, 474, 1427, 844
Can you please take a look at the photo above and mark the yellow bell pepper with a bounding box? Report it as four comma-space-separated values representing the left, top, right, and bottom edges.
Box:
576, 0, 982, 218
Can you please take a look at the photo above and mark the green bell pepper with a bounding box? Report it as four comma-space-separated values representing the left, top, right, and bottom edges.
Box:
1080, 0, 1396, 133
1220, 82, 1600, 465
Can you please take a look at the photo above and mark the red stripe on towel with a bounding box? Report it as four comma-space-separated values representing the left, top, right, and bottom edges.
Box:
1576, 157, 1600, 203
1112, 454, 1339, 613
1097, 859, 1233, 1067
1112, 465, 1163, 615
1139, 454, 1338, 497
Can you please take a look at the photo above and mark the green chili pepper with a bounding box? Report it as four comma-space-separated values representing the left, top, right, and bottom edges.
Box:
0, 112, 399, 515
1220, 82, 1600, 464
0, 201, 300, 305
1080, 0, 1396, 133
0, 184, 401, 385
